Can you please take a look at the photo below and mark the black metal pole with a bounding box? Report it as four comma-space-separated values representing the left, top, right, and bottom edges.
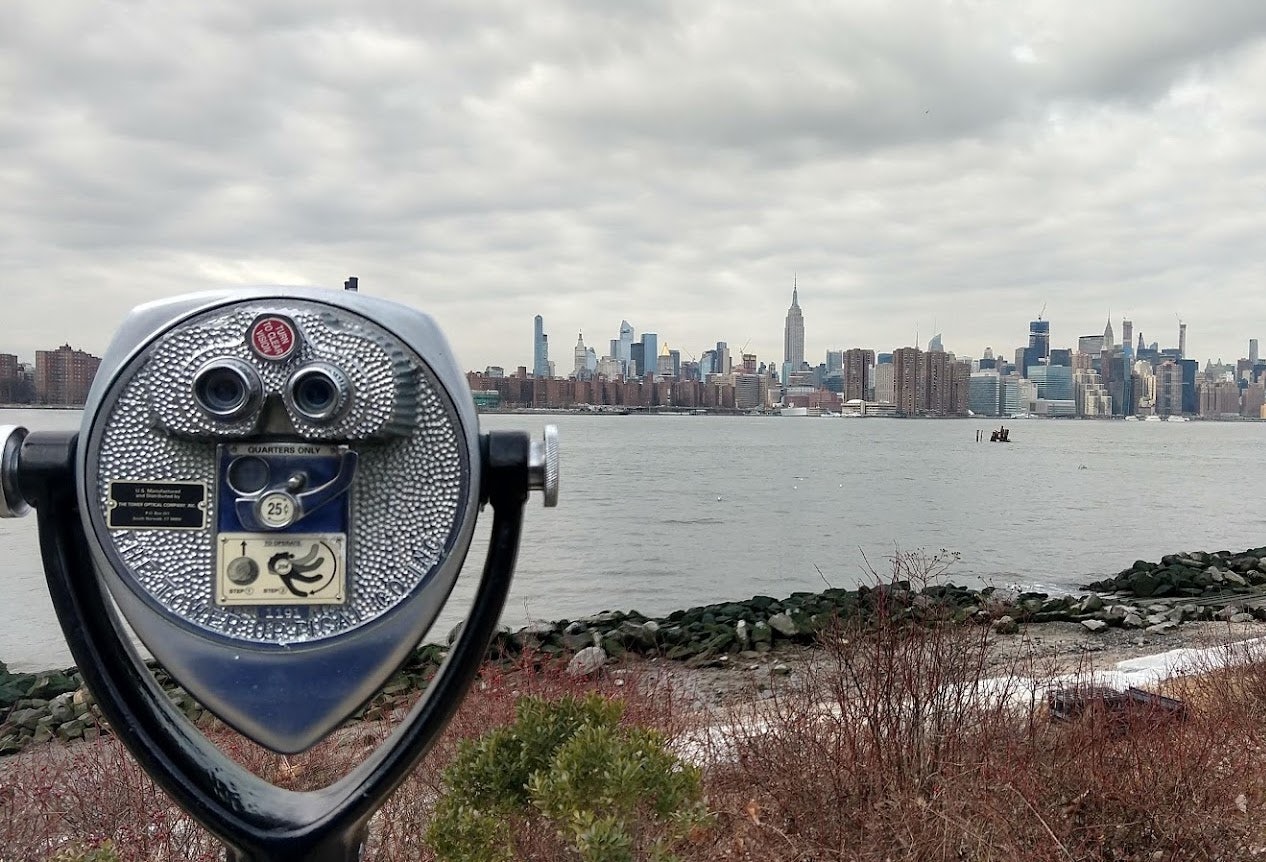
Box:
22, 430, 529, 861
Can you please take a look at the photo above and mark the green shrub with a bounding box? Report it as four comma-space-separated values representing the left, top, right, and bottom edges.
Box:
426, 693, 708, 862
46, 841, 121, 862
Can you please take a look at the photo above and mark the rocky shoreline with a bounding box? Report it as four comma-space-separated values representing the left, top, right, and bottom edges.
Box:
4, 544, 1266, 757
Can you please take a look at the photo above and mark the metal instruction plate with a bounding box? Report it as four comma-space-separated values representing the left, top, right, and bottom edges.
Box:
107, 481, 207, 530
216, 532, 346, 606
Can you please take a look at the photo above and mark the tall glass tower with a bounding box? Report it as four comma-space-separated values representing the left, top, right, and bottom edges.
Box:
783, 282, 805, 369
533, 315, 549, 378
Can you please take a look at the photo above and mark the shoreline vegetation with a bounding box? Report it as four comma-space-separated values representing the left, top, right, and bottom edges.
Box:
8, 548, 1266, 858
5, 545, 1266, 759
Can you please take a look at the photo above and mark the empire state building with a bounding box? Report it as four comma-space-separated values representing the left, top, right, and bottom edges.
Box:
783, 283, 805, 368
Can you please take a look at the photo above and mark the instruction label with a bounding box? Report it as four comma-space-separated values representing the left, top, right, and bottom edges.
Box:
108, 481, 207, 530
216, 532, 346, 606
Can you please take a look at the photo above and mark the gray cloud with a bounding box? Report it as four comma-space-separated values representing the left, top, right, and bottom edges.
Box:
2, 0, 1265, 370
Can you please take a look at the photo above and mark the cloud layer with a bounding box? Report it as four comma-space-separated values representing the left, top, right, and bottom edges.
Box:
3, 1, 1265, 369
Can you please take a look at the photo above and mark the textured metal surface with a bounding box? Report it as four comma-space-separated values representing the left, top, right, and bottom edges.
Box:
86, 300, 468, 645
528, 425, 560, 508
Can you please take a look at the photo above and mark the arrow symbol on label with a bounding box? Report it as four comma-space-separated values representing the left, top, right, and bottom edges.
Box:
241, 541, 248, 557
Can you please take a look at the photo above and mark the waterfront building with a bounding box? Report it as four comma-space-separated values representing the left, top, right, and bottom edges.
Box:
734, 374, 762, 410
783, 284, 805, 370
533, 316, 550, 378
873, 361, 895, 405
1028, 365, 1074, 401
892, 347, 923, 416
1199, 381, 1241, 417
924, 350, 951, 415
1074, 370, 1112, 417
968, 371, 1001, 416
1242, 382, 1265, 418
1132, 361, 1157, 415
35, 344, 101, 406
0, 353, 18, 403
1154, 361, 1183, 416
843, 348, 874, 403
1000, 375, 1024, 416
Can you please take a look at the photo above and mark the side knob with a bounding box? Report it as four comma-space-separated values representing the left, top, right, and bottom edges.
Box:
527, 424, 560, 507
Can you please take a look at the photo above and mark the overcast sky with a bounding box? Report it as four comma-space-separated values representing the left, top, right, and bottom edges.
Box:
4, 1, 1266, 372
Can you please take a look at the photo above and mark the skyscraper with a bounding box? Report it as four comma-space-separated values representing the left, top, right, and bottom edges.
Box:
893, 347, 923, 416
1251, 339, 1260, 365
573, 333, 588, 377
1022, 319, 1050, 377
1103, 316, 1114, 349
618, 320, 634, 373
641, 333, 659, 380
715, 341, 731, 376
1179, 322, 1187, 359
1121, 319, 1133, 357
783, 282, 805, 369
533, 315, 549, 378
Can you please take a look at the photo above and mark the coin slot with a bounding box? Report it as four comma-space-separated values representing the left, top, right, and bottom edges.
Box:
226, 456, 271, 495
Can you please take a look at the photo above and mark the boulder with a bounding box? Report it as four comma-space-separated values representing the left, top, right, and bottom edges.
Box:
1122, 613, 1145, 629
1081, 619, 1109, 633
751, 621, 772, 644
1079, 594, 1105, 613
1129, 573, 1158, 597
566, 646, 607, 677
992, 616, 1019, 635
735, 620, 751, 650
767, 613, 798, 638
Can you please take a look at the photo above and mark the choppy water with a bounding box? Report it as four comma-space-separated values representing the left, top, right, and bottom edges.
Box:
3, 407, 1264, 670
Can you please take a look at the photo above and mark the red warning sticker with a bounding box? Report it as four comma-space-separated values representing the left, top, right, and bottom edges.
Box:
249, 316, 297, 360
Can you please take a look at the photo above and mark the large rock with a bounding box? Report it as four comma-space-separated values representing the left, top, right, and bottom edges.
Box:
992, 616, 1019, 635
1082, 619, 1109, 633
566, 646, 607, 677
767, 613, 798, 638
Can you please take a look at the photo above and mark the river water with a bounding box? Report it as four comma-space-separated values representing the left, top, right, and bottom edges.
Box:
2, 407, 1264, 671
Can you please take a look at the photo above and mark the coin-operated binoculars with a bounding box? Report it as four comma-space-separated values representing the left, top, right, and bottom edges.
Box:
0, 286, 559, 861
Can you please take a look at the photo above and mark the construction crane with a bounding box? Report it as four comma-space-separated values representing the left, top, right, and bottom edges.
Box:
1037, 302, 1046, 321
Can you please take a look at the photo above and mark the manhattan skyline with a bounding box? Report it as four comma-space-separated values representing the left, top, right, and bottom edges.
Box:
4, 4, 1266, 371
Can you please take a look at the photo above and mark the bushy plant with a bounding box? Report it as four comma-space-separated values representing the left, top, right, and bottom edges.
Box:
426, 692, 708, 862
45, 842, 120, 862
